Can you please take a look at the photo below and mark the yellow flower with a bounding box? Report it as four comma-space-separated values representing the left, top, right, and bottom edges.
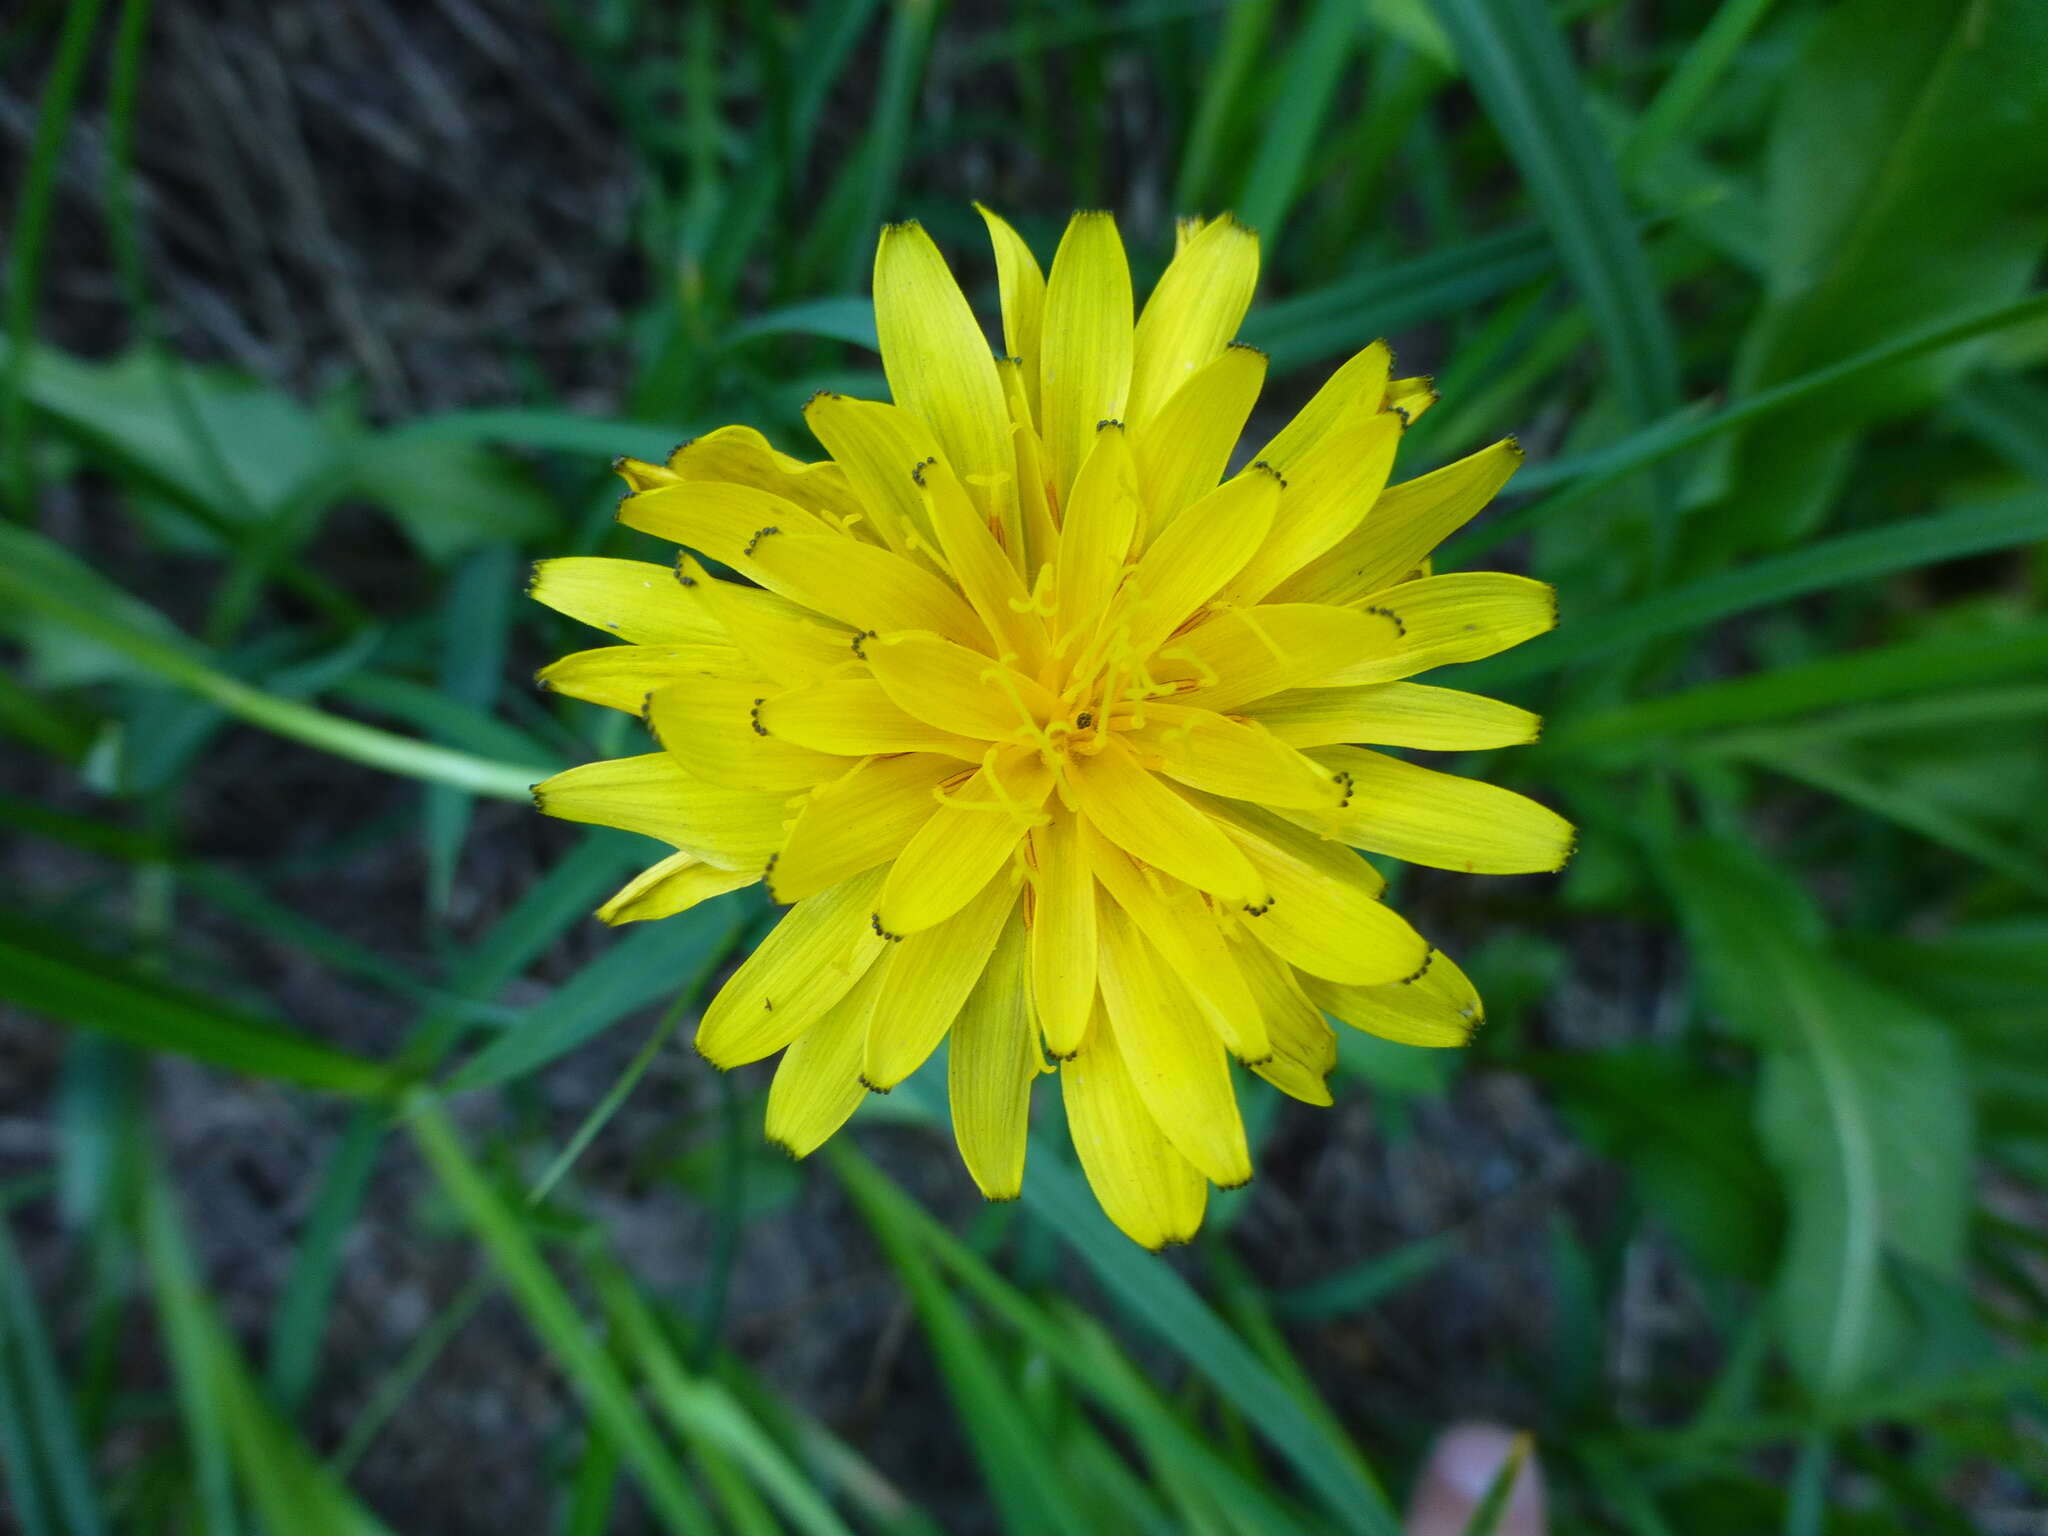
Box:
531, 209, 1572, 1248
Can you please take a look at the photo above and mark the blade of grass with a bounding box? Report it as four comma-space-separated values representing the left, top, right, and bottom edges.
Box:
1174, 0, 1275, 213
406, 1098, 718, 1536
425, 545, 520, 915
0, 1219, 110, 1536
1546, 622, 2048, 752
1245, 226, 1554, 373
1734, 749, 2048, 898
829, 0, 936, 291
1232, 0, 1362, 243
329, 1271, 492, 1478
1457, 1434, 1534, 1536
595, 1265, 860, 1536
526, 991, 694, 1206
0, 524, 547, 799
1622, 0, 1779, 179
0, 916, 395, 1098
3, 0, 109, 517
137, 1161, 241, 1536
446, 900, 752, 1091
1433, 0, 1682, 558
1268, 1233, 1453, 1321
1469, 493, 2048, 687
830, 1145, 1318, 1535
1445, 289, 2048, 563
266, 830, 639, 1410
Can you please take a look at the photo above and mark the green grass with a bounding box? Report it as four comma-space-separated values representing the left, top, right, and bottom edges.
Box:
3, 0, 2046, 1530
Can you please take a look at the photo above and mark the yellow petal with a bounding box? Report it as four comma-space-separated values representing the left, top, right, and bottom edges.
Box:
976, 204, 1047, 428
999, 359, 1061, 575
875, 752, 1050, 936
1027, 804, 1097, 1059
1115, 465, 1278, 655
745, 534, 990, 651
1122, 702, 1345, 811
1061, 1001, 1209, 1250
1251, 340, 1392, 467
668, 424, 869, 532
1126, 213, 1259, 427
529, 557, 723, 645
866, 630, 1056, 741
1130, 343, 1267, 533
678, 556, 859, 686
863, 872, 1018, 1091
619, 479, 834, 561
769, 753, 954, 903
1082, 823, 1269, 1064
1233, 938, 1336, 1106
948, 914, 1038, 1200
533, 754, 790, 870
695, 867, 887, 1067
873, 222, 1016, 533
1039, 211, 1133, 501
911, 452, 1046, 670
1064, 735, 1265, 907
1193, 793, 1430, 985
1218, 407, 1403, 606
1055, 422, 1141, 640
765, 960, 889, 1157
1314, 573, 1557, 687
536, 643, 740, 715
1385, 375, 1439, 424
1249, 681, 1542, 751
614, 454, 678, 494
1155, 603, 1402, 712
755, 678, 984, 759
597, 851, 756, 926
1274, 439, 1523, 607
1095, 902, 1251, 1187
800, 393, 946, 564
1299, 746, 1575, 874
647, 676, 843, 792
1299, 946, 1482, 1048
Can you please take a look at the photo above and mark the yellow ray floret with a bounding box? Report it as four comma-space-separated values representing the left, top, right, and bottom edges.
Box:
532, 207, 1573, 1247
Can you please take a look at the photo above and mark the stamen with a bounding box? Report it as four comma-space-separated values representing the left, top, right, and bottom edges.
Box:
1009, 564, 1058, 617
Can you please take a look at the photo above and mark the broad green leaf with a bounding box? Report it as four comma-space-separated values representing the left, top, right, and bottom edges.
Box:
1232, 0, 1364, 244
1712, 0, 2048, 550
1667, 839, 1971, 1400
349, 431, 555, 563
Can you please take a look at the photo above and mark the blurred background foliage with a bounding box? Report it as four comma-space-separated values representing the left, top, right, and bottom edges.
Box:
1, 0, 2045, 1530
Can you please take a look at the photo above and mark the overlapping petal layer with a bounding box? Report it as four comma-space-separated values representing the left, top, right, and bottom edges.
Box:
533, 209, 1571, 1246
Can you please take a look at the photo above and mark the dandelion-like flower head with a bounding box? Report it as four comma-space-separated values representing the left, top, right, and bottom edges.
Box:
532, 209, 1572, 1246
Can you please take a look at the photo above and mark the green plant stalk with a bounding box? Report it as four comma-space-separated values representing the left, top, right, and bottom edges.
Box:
0, 556, 546, 800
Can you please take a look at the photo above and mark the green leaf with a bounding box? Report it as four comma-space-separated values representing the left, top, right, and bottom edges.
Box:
1714, 0, 2048, 549
349, 431, 556, 563
0, 914, 395, 1098
724, 297, 879, 351
0, 1217, 107, 1536
1666, 839, 1972, 1401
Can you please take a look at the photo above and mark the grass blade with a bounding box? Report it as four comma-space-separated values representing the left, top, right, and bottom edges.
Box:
0, 916, 395, 1098
0, 1219, 109, 1536
1445, 289, 2048, 563
1232, 0, 1362, 243
1434, 0, 1682, 551
1546, 622, 2048, 752
406, 1099, 718, 1536
1471, 494, 2048, 687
